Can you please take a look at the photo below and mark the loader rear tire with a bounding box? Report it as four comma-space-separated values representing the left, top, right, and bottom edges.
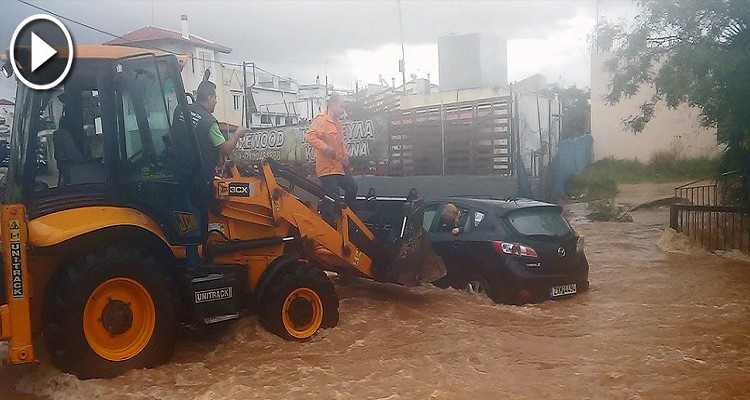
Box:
42, 246, 176, 379
258, 263, 338, 341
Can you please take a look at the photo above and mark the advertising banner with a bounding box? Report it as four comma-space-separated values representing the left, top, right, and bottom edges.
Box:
232, 114, 389, 164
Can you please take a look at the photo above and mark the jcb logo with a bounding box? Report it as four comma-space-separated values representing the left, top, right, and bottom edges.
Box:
174, 212, 198, 234
218, 182, 229, 196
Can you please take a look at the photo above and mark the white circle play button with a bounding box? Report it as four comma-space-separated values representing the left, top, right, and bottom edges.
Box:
10, 14, 74, 90
31, 32, 58, 72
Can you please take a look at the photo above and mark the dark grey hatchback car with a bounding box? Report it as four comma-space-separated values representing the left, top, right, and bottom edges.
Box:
355, 195, 589, 304
424, 197, 589, 304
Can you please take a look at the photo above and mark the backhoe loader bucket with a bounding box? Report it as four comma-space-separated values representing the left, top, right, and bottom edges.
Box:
368, 196, 446, 287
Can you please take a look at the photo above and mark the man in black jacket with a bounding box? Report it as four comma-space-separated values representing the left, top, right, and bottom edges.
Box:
190, 78, 246, 181
184, 76, 246, 268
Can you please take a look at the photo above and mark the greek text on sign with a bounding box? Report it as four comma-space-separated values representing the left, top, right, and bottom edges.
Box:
195, 287, 233, 304
9, 219, 24, 299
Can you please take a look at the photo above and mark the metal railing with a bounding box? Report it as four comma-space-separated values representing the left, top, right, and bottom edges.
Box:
671, 170, 750, 253
674, 177, 719, 206
669, 205, 750, 252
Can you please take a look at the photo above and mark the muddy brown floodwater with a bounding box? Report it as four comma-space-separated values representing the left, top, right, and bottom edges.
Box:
1, 183, 749, 400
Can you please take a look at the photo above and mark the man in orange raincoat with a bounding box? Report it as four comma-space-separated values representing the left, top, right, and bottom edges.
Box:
305, 93, 358, 226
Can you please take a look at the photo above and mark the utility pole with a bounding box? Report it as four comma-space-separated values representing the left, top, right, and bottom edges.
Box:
242, 62, 248, 128
398, 0, 406, 95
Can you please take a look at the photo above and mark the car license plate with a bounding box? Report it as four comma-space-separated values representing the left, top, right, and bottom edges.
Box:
550, 283, 577, 298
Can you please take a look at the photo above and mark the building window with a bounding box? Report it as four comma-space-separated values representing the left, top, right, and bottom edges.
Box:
197, 50, 214, 76
232, 92, 242, 111
260, 114, 271, 125
276, 116, 283, 126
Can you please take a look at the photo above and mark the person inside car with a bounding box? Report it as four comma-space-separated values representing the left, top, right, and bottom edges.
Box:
441, 203, 468, 235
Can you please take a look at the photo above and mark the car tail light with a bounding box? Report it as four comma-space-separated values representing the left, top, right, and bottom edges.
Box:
492, 241, 538, 258
576, 236, 585, 255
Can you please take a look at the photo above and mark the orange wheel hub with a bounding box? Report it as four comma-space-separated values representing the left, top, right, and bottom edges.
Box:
282, 287, 323, 339
83, 278, 155, 361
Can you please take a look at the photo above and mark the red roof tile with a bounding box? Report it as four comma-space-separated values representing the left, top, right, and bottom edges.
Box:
104, 26, 232, 53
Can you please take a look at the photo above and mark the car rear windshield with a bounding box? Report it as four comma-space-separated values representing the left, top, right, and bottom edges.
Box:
503, 208, 572, 236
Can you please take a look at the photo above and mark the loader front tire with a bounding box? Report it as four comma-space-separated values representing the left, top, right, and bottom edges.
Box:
43, 246, 176, 379
258, 263, 338, 341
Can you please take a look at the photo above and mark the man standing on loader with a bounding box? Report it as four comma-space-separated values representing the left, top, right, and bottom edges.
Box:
191, 72, 247, 181
305, 92, 358, 227
186, 72, 246, 266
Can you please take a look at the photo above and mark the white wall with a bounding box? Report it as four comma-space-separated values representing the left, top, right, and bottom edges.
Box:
216, 63, 244, 127
591, 52, 719, 161
298, 85, 327, 121
165, 42, 244, 128
515, 92, 559, 177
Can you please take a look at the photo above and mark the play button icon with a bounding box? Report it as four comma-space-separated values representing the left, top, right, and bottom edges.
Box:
31, 32, 58, 72
10, 14, 74, 90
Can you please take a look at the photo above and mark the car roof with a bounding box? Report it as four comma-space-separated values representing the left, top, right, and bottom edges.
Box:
441, 196, 562, 217
354, 194, 563, 217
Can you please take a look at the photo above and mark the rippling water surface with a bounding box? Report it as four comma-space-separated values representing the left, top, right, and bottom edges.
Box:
2, 205, 749, 400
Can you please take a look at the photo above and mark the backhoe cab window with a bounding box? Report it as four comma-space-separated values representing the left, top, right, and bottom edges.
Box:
33, 85, 105, 192
121, 68, 169, 162
116, 57, 191, 178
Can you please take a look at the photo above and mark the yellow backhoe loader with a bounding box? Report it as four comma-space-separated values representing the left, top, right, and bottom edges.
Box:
0, 46, 444, 378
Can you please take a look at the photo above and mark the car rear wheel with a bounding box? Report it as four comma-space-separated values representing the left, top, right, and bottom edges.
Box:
461, 272, 494, 301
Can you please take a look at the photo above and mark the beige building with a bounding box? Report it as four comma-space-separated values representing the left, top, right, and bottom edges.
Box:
106, 15, 301, 130
590, 51, 719, 161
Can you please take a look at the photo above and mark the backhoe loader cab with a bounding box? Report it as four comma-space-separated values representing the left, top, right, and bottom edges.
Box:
0, 46, 445, 379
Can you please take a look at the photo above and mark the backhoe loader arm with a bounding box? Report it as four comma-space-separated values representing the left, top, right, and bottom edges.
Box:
214, 159, 445, 286
259, 161, 377, 277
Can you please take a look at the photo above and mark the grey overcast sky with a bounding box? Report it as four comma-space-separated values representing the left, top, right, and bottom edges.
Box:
0, 0, 638, 100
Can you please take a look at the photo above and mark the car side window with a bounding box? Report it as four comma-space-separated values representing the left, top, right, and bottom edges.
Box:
474, 211, 485, 226
422, 203, 439, 232
432, 203, 469, 233
470, 210, 494, 232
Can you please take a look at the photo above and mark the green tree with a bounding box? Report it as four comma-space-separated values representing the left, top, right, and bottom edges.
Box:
600, 0, 750, 205
544, 84, 591, 140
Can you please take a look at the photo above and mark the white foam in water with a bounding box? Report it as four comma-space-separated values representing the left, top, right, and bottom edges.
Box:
658, 228, 708, 254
